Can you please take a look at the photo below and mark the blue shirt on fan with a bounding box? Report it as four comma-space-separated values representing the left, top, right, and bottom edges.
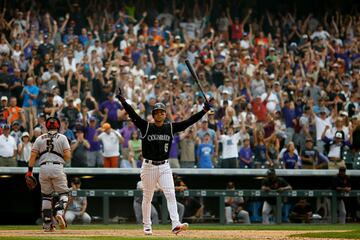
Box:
197, 143, 214, 168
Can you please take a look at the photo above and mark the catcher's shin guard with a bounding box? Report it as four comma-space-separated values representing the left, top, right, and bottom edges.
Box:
43, 209, 52, 225
54, 192, 69, 215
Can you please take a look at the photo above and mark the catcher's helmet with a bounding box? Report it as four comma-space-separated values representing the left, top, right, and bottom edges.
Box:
46, 117, 61, 130
152, 102, 166, 116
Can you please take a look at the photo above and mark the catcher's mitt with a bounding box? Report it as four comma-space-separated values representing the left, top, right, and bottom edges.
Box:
25, 175, 37, 190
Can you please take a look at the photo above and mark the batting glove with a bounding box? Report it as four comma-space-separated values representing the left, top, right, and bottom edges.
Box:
116, 88, 126, 103
203, 101, 213, 112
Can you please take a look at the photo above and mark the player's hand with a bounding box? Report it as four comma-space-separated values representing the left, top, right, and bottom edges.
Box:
116, 87, 125, 103
203, 100, 213, 112
25, 171, 33, 177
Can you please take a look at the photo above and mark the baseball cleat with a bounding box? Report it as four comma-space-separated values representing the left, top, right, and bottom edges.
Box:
144, 228, 153, 235
172, 222, 189, 235
43, 224, 55, 232
55, 214, 67, 229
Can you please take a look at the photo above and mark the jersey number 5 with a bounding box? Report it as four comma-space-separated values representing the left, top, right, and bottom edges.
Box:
164, 143, 169, 153
46, 139, 54, 152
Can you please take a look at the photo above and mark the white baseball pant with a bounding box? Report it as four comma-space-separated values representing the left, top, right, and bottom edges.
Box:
140, 161, 180, 230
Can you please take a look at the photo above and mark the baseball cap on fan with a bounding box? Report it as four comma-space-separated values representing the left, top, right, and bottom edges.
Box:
335, 131, 344, 140
102, 123, 111, 131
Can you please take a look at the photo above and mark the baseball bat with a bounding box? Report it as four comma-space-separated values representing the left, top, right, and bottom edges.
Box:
185, 59, 209, 103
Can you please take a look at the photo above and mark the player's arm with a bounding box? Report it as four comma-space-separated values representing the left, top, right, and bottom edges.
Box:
62, 135, 72, 161
172, 102, 211, 133
116, 88, 147, 134
26, 137, 41, 176
172, 110, 206, 132
28, 151, 38, 169
63, 149, 71, 161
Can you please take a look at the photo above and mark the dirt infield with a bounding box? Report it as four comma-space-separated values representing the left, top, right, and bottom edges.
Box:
0, 229, 350, 239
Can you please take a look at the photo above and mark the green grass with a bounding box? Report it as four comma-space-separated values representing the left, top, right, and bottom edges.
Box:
291, 229, 360, 239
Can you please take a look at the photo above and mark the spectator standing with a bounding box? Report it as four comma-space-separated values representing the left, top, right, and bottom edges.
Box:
281, 100, 296, 145
21, 77, 39, 130
196, 119, 218, 165
168, 133, 181, 168
3, 96, 26, 127
281, 142, 300, 169
71, 128, 90, 167
0, 124, 17, 166
179, 127, 197, 168
313, 107, 333, 154
197, 133, 214, 168
100, 93, 123, 130
0, 63, 11, 98
119, 121, 137, 162
322, 128, 348, 169
128, 129, 142, 168
218, 126, 243, 168
17, 131, 32, 167
61, 97, 80, 130
60, 118, 75, 142
84, 117, 103, 167
95, 123, 124, 168
239, 135, 253, 168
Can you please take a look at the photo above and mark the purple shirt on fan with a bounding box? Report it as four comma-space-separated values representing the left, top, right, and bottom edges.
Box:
85, 126, 101, 151
282, 106, 295, 128
282, 151, 299, 169
100, 100, 122, 121
169, 135, 180, 158
120, 125, 137, 148
239, 146, 253, 162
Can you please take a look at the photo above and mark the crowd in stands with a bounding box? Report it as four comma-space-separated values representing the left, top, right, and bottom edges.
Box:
0, 0, 360, 169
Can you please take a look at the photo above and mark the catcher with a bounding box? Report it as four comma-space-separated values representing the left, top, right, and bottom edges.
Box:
25, 117, 71, 232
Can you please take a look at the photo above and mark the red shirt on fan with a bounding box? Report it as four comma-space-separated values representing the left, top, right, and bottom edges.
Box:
231, 23, 243, 40
251, 98, 267, 122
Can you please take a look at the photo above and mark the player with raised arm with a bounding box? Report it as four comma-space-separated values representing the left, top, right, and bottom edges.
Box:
116, 88, 211, 235
25, 117, 71, 232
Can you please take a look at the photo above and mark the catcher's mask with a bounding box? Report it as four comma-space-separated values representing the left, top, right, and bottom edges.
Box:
46, 117, 60, 131
152, 102, 166, 117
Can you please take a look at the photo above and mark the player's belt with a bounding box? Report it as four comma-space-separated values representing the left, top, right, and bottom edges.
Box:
144, 159, 168, 166
40, 162, 62, 166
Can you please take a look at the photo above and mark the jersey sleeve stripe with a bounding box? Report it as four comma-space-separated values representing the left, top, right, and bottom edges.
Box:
170, 123, 174, 138
141, 122, 149, 139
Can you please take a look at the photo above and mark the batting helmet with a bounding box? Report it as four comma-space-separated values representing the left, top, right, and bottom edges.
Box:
45, 117, 60, 131
152, 102, 166, 116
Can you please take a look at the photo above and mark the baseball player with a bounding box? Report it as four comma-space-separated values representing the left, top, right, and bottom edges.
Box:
116, 89, 211, 235
25, 117, 71, 232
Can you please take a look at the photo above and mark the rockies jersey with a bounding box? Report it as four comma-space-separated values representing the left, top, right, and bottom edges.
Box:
121, 100, 206, 161
32, 132, 71, 164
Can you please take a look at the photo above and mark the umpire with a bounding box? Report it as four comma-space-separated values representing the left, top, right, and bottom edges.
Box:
117, 88, 211, 235
26, 117, 71, 232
